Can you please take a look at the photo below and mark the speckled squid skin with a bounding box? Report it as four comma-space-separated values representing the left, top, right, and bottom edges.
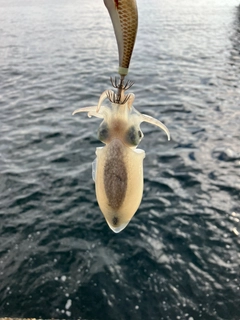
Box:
95, 139, 145, 232
104, 0, 138, 75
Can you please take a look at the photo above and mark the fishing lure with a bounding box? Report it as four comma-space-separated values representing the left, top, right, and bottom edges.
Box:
103, 0, 138, 78
73, 0, 170, 233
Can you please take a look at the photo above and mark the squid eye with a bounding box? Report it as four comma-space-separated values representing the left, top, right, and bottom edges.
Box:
125, 126, 142, 146
98, 122, 109, 142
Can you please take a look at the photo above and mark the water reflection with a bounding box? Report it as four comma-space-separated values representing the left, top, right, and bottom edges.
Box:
232, 5, 240, 53
0, 0, 240, 319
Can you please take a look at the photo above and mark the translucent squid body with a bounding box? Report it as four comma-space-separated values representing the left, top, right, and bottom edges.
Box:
73, 84, 170, 233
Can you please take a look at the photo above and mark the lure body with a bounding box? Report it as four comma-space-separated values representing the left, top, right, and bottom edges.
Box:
104, 0, 138, 77
73, 92, 170, 232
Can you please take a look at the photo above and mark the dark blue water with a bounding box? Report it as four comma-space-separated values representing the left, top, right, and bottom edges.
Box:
1, 0, 240, 319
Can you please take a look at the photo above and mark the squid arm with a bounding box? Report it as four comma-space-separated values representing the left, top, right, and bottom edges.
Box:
140, 114, 170, 141
72, 107, 103, 119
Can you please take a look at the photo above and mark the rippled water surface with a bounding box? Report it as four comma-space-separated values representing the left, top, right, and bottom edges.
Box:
1, 0, 240, 319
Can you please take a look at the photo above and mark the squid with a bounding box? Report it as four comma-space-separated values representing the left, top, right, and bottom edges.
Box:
73, 86, 170, 232
72, 0, 170, 233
